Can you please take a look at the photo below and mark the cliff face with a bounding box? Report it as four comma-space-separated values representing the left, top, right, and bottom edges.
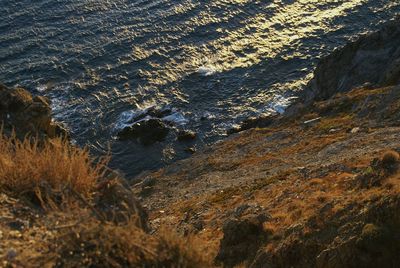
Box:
132, 19, 400, 267
2, 18, 400, 268
309, 17, 400, 100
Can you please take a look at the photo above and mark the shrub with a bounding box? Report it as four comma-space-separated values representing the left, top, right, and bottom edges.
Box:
51, 220, 209, 268
0, 131, 108, 208
381, 150, 400, 168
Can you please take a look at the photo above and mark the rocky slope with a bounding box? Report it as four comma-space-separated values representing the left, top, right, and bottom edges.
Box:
132, 18, 400, 267
2, 17, 400, 268
0, 86, 208, 267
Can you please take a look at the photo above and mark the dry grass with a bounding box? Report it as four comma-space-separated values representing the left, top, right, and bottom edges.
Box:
50, 220, 210, 268
0, 131, 108, 208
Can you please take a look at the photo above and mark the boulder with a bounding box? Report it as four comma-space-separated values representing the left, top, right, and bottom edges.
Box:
117, 118, 170, 145
0, 84, 68, 139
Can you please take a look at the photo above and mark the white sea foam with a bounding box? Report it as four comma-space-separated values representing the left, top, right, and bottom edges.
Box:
36, 84, 47, 92
162, 112, 189, 125
264, 94, 298, 114
197, 66, 217, 76
114, 107, 188, 131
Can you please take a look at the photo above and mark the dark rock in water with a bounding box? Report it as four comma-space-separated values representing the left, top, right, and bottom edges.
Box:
177, 129, 196, 141
147, 106, 173, 119
215, 217, 269, 267
117, 118, 170, 145
311, 18, 400, 100
126, 105, 173, 124
227, 115, 276, 135
0, 83, 68, 140
227, 126, 242, 135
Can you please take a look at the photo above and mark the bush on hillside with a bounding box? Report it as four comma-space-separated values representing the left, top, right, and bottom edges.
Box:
0, 131, 108, 208
50, 220, 209, 268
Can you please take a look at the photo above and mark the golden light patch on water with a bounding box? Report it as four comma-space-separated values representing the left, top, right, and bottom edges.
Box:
125, 0, 370, 89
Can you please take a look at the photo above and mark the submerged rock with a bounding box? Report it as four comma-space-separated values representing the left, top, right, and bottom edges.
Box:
117, 118, 170, 145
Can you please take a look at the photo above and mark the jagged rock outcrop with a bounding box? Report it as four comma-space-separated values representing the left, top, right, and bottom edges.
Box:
309, 17, 400, 100
0, 83, 68, 139
117, 118, 170, 145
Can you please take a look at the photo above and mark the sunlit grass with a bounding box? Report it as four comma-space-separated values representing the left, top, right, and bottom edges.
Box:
0, 131, 109, 208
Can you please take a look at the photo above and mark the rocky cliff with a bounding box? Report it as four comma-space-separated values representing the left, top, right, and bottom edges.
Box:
2, 18, 400, 268
308, 17, 400, 101
132, 18, 400, 267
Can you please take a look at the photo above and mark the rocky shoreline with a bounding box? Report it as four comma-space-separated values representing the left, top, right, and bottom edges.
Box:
1, 18, 400, 267
132, 18, 400, 267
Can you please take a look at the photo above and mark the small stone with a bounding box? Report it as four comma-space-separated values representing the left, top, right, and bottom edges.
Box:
351, 127, 360, 133
177, 129, 197, 141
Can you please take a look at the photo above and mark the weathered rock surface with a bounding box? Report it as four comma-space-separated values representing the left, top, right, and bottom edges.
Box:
117, 118, 170, 145
134, 65, 400, 267
116, 105, 194, 145
309, 18, 400, 100
0, 83, 68, 139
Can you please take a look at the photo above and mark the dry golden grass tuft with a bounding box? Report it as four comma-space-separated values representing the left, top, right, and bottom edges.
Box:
0, 131, 108, 208
51, 220, 210, 268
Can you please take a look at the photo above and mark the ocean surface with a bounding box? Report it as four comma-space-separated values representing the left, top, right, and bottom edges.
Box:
1, 0, 399, 178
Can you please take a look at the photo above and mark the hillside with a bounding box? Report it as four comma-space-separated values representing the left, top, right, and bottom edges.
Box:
132, 18, 400, 267
1, 18, 400, 268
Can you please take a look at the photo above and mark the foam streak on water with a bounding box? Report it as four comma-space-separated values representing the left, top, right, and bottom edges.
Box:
0, 0, 399, 177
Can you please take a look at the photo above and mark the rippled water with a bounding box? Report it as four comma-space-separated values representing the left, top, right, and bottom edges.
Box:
1, 0, 399, 177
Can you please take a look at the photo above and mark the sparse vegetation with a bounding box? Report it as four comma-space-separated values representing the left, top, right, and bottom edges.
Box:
0, 130, 210, 267
50, 220, 209, 268
381, 150, 400, 170
0, 131, 108, 208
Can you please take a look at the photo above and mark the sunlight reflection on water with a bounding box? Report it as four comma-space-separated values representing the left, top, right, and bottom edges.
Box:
0, 0, 399, 177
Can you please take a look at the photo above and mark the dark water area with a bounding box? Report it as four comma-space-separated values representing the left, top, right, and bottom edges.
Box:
1, 0, 399, 178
